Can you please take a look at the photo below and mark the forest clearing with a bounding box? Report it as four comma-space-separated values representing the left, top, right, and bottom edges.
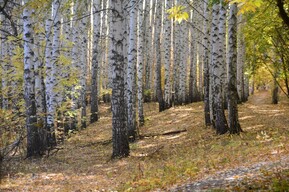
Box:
1, 90, 289, 191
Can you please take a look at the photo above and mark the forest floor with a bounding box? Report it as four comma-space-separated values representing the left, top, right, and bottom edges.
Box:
1, 90, 289, 191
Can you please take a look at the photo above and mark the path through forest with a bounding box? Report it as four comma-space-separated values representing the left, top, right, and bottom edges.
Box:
171, 90, 289, 191
1, 91, 289, 191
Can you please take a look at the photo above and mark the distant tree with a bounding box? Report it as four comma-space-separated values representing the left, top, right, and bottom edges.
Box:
203, 0, 211, 126
90, 0, 101, 124
163, 0, 172, 109
137, 0, 145, 125
155, 0, 165, 112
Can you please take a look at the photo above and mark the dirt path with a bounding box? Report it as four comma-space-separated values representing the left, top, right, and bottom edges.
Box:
170, 155, 289, 191
248, 90, 271, 105
170, 91, 289, 191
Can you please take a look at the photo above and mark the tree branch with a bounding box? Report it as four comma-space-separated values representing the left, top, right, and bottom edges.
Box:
276, 0, 289, 28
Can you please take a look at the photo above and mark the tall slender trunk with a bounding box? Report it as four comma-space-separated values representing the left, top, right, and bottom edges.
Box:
218, 2, 227, 108
127, 0, 138, 142
227, 3, 242, 134
90, 0, 101, 123
203, 0, 211, 126
45, 0, 61, 147
34, 20, 47, 147
155, 0, 165, 111
70, 1, 80, 130
80, 1, 89, 129
144, 1, 155, 101
137, 0, 145, 126
23, 1, 43, 157
173, 22, 181, 105
163, 0, 172, 109
237, 14, 245, 103
189, 9, 199, 103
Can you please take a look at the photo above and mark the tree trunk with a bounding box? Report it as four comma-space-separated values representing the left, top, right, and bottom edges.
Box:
203, 0, 211, 126
45, 0, 61, 147
272, 69, 279, 104
127, 0, 138, 142
237, 14, 245, 103
218, 3, 227, 109
23, 1, 43, 157
155, 0, 165, 112
227, 3, 242, 134
211, 3, 228, 134
90, 0, 101, 124
110, 0, 130, 158
70, 1, 80, 130
163, 0, 172, 109
137, 0, 145, 126
79, 1, 89, 129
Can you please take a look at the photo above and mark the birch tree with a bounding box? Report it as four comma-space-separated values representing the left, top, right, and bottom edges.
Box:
163, 0, 172, 109
79, 1, 89, 129
218, 2, 227, 108
203, 0, 211, 126
211, 3, 228, 134
137, 0, 145, 125
110, 0, 129, 158
45, 0, 61, 147
155, 0, 165, 111
90, 0, 101, 123
23, 1, 44, 157
127, 0, 138, 141
237, 14, 245, 103
227, 3, 242, 134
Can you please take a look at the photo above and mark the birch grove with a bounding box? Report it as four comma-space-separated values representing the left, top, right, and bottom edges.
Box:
0, 0, 254, 158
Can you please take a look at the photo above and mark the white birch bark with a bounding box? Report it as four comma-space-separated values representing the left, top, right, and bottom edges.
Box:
127, 0, 138, 141
173, 22, 181, 105
110, 0, 129, 158
137, 0, 145, 125
79, 1, 89, 129
34, 20, 46, 133
189, 8, 199, 103
144, 0, 151, 94
218, 2, 227, 107
23, 1, 43, 156
163, 0, 172, 109
45, 0, 61, 146
211, 3, 228, 134
144, 0, 155, 97
90, 0, 101, 123
237, 14, 245, 102
70, 1, 80, 130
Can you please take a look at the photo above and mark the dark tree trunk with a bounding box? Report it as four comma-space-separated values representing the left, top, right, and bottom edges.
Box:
155, 0, 165, 112
227, 3, 242, 134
